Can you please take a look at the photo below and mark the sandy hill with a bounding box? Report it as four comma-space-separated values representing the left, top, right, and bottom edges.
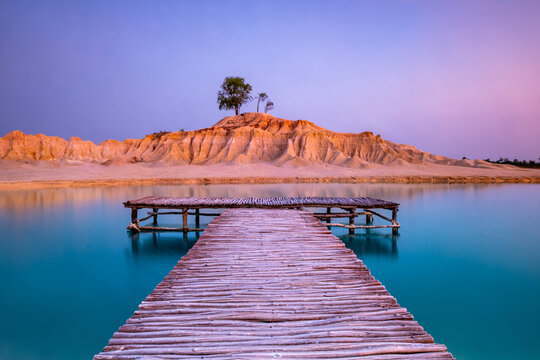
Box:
0, 113, 496, 168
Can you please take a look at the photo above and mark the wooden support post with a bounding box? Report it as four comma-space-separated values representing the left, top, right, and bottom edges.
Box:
366, 211, 373, 224
182, 208, 188, 234
152, 208, 158, 224
195, 208, 200, 228
127, 207, 141, 232
392, 207, 398, 235
131, 208, 138, 224
326, 207, 331, 223
364, 209, 373, 225
348, 208, 355, 235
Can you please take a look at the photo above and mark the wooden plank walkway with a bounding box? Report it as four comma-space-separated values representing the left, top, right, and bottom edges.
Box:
95, 209, 452, 359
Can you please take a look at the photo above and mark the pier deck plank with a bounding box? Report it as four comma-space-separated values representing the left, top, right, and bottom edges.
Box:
124, 196, 399, 209
95, 209, 452, 359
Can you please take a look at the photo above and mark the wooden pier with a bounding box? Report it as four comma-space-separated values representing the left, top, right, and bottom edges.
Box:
124, 196, 400, 235
95, 208, 452, 359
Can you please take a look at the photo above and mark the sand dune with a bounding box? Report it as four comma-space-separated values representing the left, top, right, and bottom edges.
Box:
2, 113, 538, 190
0, 113, 504, 168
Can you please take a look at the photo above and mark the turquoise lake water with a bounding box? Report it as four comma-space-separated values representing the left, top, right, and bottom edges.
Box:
0, 183, 538, 359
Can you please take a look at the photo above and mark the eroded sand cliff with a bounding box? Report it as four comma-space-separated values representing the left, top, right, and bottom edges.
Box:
0, 113, 499, 168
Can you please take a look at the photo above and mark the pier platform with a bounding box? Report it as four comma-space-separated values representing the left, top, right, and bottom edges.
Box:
124, 196, 400, 234
95, 208, 452, 359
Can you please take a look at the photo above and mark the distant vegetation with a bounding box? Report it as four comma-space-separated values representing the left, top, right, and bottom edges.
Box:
150, 131, 171, 139
217, 76, 275, 115
217, 77, 252, 115
150, 129, 185, 138
484, 157, 540, 168
255, 92, 268, 113
264, 101, 274, 113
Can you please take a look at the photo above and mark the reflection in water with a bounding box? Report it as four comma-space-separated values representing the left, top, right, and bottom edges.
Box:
0, 182, 505, 212
339, 231, 398, 259
128, 231, 197, 258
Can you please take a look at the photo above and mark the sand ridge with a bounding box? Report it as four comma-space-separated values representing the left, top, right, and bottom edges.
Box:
0, 113, 509, 169
2, 113, 537, 190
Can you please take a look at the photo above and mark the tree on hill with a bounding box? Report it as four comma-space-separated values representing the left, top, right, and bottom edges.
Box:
217, 77, 252, 115
255, 92, 268, 112
264, 100, 274, 113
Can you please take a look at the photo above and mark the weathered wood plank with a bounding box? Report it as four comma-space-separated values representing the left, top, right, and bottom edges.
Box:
95, 209, 451, 359
124, 196, 399, 209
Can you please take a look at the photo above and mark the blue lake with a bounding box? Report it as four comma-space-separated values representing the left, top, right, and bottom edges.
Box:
0, 183, 538, 359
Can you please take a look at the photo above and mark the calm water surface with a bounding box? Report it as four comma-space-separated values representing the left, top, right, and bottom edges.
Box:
0, 183, 538, 359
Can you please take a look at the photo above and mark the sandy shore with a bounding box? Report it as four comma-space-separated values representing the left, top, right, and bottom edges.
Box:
1, 161, 539, 190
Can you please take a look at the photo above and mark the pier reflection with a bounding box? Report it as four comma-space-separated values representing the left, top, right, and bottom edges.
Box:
339, 231, 398, 259
128, 232, 197, 258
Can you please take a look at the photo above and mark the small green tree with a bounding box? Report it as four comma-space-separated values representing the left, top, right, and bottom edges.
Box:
255, 92, 268, 112
217, 77, 253, 115
264, 100, 274, 113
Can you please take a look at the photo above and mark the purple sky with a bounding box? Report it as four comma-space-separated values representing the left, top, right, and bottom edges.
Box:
1, 0, 539, 160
